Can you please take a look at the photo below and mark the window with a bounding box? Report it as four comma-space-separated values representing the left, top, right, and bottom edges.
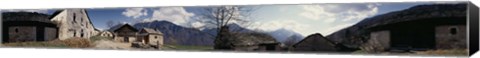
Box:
155, 36, 158, 39
80, 17, 83, 23
450, 27, 457, 35
73, 13, 76, 23
15, 28, 19, 33
81, 30, 84, 37
73, 31, 76, 37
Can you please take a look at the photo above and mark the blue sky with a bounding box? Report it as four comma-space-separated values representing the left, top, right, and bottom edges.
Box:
2, 2, 461, 36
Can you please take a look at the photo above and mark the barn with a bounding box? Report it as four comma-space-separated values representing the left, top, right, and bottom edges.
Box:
363, 4, 467, 51
2, 12, 58, 43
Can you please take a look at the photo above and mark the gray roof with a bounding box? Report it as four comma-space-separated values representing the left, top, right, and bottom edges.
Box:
229, 32, 279, 46
141, 28, 163, 34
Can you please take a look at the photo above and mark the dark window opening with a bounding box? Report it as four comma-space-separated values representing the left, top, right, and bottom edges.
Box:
81, 30, 84, 37
265, 45, 276, 50
73, 32, 76, 37
124, 37, 129, 42
73, 13, 76, 23
81, 33, 84, 37
155, 36, 157, 39
450, 28, 457, 35
15, 28, 19, 33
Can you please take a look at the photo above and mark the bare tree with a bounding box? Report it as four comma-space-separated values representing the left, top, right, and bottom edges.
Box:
196, 6, 257, 49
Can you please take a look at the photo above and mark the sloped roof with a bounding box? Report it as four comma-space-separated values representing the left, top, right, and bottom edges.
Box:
292, 33, 336, 47
229, 32, 279, 46
2, 12, 52, 23
141, 28, 163, 34
113, 24, 139, 32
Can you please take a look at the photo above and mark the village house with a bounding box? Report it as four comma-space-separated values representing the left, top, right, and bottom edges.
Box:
99, 31, 113, 37
112, 24, 139, 43
215, 27, 282, 51
137, 28, 164, 48
366, 18, 467, 51
111, 24, 164, 48
362, 4, 467, 51
49, 9, 99, 40
2, 12, 58, 43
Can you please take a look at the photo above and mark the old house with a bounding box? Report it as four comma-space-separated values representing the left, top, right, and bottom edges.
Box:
111, 24, 164, 48
292, 33, 337, 52
138, 28, 164, 48
49, 9, 99, 40
230, 32, 282, 51
112, 24, 139, 43
2, 12, 58, 43
363, 4, 467, 51
99, 31, 113, 37
215, 26, 281, 51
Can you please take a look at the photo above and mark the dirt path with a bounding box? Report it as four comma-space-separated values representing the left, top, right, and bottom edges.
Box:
93, 40, 132, 50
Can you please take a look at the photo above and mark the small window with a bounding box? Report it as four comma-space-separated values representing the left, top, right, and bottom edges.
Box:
73, 13, 76, 23
450, 28, 457, 35
155, 36, 158, 39
73, 32, 76, 37
15, 28, 19, 33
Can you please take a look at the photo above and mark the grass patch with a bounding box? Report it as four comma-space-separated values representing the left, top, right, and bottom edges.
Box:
3, 37, 92, 48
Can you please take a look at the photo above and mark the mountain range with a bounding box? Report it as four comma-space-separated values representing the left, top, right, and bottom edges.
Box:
108, 20, 305, 46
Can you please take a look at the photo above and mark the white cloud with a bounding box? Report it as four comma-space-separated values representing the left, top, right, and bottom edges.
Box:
1, 9, 48, 14
292, 3, 381, 36
191, 21, 206, 30
143, 7, 195, 27
298, 3, 379, 23
255, 20, 310, 34
122, 8, 148, 19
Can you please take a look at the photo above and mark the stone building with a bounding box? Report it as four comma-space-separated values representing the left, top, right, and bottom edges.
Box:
364, 6, 467, 51
138, 28, 164, 48
2, 12, 58, 43
323, 4, 468, 52
49, 9, 99, 40
112, 24, 139, 43
111, 24, 164, 48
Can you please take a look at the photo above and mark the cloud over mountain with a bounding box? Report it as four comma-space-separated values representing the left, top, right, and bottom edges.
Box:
122, 8, 148, 19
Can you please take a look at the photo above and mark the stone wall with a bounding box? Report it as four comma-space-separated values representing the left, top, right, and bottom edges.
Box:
147, 34, 163, 47
51, 9, 98, 40
435, 25, 467, 49
45, 27, 58, 41
8, 26, 36, 42
362, 30, 390, 52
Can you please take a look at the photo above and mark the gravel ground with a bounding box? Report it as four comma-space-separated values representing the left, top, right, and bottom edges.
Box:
93, 40, 132, 50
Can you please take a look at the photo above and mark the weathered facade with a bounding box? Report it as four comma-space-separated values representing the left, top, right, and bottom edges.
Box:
434, 25, 467, 49
2, 12, 58, 43
323, 4, 468, 52
138, 28, 164, 48
112, 24, 139, 43
111, 24, 164, 48
292, 33, 337, 52
50, 9, 99, 40
366, 17, 467, 51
